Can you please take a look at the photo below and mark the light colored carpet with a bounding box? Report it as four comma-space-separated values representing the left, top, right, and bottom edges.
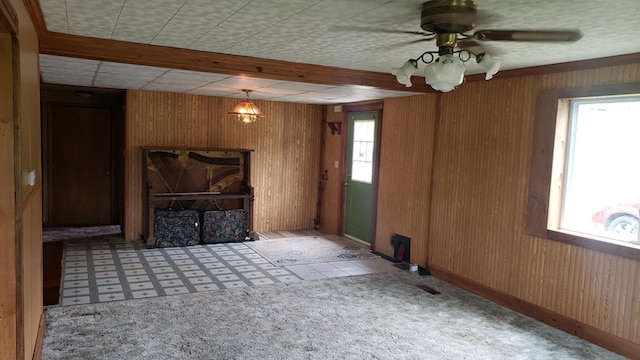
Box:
41, 272, 622, 360
258, 229, 326, 240
247, 234, 378, 266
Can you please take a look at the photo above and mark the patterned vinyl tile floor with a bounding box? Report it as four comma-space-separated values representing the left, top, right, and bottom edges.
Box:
59, 235, 400, 306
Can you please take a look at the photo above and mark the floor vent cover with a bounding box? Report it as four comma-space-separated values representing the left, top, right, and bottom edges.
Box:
416, 285, 441, 295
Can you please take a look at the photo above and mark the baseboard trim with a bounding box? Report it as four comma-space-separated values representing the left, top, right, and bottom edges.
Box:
428, 265, 640, 360
32, 311, 45, 360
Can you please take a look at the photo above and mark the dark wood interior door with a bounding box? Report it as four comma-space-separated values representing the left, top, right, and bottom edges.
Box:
49, 105, 112, 225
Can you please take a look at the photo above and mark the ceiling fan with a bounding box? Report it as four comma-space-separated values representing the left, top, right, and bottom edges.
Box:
385, 0, 583, 92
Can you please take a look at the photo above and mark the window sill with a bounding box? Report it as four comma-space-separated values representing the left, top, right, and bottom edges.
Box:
547, 229, 640, 261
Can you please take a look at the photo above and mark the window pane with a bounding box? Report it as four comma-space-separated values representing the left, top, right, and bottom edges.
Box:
351, 119, 375, 183
560, 98, 640, 243
352, 161, 372, 183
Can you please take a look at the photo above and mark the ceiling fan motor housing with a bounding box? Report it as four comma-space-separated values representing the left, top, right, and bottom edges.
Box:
421, 0, 478, 33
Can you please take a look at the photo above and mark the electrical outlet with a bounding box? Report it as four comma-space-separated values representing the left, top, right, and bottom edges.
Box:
334, 161, 339, 168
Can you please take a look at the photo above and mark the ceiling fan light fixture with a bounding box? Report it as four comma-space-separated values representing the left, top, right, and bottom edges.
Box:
425, 54, 465, 92
476, 53, 501, 80
228, 89, 264, 124
391, 59, 418, 87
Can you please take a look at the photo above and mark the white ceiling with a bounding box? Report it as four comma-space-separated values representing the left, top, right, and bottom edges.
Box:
38, 0, 640, 103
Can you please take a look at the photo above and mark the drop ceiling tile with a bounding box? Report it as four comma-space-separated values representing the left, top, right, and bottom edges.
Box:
282, 91, 342, 101
246, 87, 305, 96
231, 0, 321, 23
147, 79, 212, 88
190, 0, 320, 52
93, 77, 152, 89
40, 55, 101, 73
358, 0, 424, 26
155, 70, 230, 83
94, 73, 158, 84
300, 0, 396, 20
266, 82, 335, 92
212, 76, 285, 89
142, 83, 202, 93
111, 0, 188, 43
66, 0, 124, 38
151, 0, 251, 47
37, 0, 640, 99
39, 0, 69, 33
186, 88, 236, 97
40, 69, 96, 87
98, 62, 168, 77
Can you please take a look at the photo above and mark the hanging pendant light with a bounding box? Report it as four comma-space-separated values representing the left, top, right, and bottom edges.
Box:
228, 89, 264, 124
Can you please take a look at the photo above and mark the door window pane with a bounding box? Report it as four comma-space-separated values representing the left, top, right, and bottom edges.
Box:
351, 120, 375, 183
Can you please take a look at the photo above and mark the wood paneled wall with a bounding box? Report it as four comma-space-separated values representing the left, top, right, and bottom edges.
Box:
423, 63, 640, 346
375, 94, 437, 265
124, 90, 323, 241
0, 0, 43, 359
16, 0, 42, 356
0, 30, 17, 360
318, 107, 345, 234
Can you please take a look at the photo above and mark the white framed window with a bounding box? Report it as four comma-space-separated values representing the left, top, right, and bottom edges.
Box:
553, 96, 640, 244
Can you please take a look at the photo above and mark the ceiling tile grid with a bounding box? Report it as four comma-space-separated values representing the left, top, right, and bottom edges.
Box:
66, 0, 125, 38
110, 0, 188, 43
150, 0, 251, 47
39, 55, 417, 104
37, 0, 640, 100
38, 0, 68, 33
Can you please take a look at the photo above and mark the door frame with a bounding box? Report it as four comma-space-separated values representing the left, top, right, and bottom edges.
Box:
0, 6, 19, 358
339, 101, 384, 249
42, 93, 125, 226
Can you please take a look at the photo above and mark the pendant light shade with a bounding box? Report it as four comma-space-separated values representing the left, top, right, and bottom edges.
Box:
424, 54, 465, 92
228, 89, 264, 124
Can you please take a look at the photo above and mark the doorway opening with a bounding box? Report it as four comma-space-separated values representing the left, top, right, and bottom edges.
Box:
41, 85, 125, 305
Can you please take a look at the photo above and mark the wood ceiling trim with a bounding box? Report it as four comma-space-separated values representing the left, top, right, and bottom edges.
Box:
465, 53, 640, 82
39, 31, 430, 93
0, 0, 17, 34
22, 0, 46, 37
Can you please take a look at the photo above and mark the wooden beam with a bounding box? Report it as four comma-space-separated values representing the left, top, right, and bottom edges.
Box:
39, 32, 431, 93
465, 53, 640, 82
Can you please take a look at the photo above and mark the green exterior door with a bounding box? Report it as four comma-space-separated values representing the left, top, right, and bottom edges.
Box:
345, 111, 378, 243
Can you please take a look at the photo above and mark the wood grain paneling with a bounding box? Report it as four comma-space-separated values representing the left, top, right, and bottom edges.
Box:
21, 188, 42, 360
0, 31, 17, 360
318, 107, 345, 234
425, 63, 640, 351
374, 94, 437, 266
124, 90, 323, 241
49, 106, 112, 225
8, 0, 43, 359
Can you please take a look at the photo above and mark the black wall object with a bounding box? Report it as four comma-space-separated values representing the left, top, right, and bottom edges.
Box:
391, 234, 411, 263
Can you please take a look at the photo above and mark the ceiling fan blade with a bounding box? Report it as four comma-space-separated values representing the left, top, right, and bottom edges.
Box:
456, 39, 487, 56
473, 29, 583, 42
328, 25, 431, 36
371, 37, 436, 51
456, 39, 502, 56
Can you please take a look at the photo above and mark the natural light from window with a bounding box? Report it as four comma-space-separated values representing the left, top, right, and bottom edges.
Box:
351, 119, 375, 183
559, 97, 640, 244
